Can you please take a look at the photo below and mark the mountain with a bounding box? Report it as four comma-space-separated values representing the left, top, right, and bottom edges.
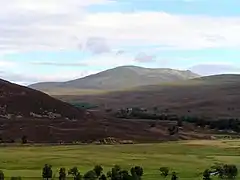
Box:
57, 74, 240, 119
0, 78, 208, 143
29, 66, 199, 94
0, 78, 85, 119
189, 64, 240, 76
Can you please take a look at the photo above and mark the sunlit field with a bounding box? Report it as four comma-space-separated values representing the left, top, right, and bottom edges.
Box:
0, 140, 239, 180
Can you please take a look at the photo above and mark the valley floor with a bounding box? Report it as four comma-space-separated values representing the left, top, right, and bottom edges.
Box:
0, 140, 239, 180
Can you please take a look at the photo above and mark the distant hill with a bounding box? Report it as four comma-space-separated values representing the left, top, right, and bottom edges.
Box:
0, 78, 209, 143
57, 74, 240, 119
0, 79, 84, 119
29, 66, 199, 94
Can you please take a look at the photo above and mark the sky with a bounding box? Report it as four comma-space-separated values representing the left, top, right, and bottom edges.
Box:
1, 0, 240, 85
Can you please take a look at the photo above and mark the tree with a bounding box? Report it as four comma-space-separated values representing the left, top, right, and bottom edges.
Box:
211, 163, 238, 179
110, 165, 122, 180
120, 171, 132, 180
21, 135, 27, 144
42, 164, 53, 180
211, 163, 224, 178
171, 172, 178, 180
99, 174, 107, 180
83, 170, 97, 180
10, 177, 22, 180
130, 166, 143, 180
160, 167, 169, 177
68, 167, 82, 180
93, 165, 103, 177
59, 168, 66, 180
223, 164, 238, 179
203, 169, 211, 180
0, 170, 4, 180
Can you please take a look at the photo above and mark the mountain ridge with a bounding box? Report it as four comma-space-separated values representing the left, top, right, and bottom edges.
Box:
29, 65, 200, 92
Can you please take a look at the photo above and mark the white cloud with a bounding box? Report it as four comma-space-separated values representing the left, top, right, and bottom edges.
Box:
0, 60, 16, 68
81, 53, 138, 67
1, 1, 240, 83
0, 1, 239, 53
134, 52, 156, 62
0, 69, 98, 85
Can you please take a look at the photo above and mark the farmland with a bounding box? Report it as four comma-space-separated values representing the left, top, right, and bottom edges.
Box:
0, 140, 239, 180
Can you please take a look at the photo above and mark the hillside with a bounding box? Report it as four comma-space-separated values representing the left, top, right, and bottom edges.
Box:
0, 79, 85, 119
56, 74, 240, 119
0, 78, 210, 143
29, 66, 199, 94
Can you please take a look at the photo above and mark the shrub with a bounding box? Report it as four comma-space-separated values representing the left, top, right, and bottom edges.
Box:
42, 164, 52, 180
59, 168, 66, 180
21, 135, 27, 144
171, 172, 178, 180
83, 170, 97, 180
160, 167, 169, 177
203, 169, 211, 180
93, 165, 103, 177
10, 177, 21, 180
223, 164, 238, 179
0, 171, 4, 180
68, 167, 82, 180
99, 174, 107, 180
211, 163, 238, 179
131, 166, 143, 177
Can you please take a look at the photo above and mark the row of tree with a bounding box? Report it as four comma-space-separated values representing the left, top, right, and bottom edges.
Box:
0, 163, 237, 180
114, 108, 240, 133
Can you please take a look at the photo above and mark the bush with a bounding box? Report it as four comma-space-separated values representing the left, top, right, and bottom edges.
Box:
211, 163, 238, 179
42, 164, 52, 180
68, 167, 82, 180
99, 174, 107, 180
223, 164, 238, 179
203, 169, 211, 180
10, 177, 21, 180
171, 172, 178, 180
160, 167, 169, 177
131, 166, 143, 177
0, 171, 4, 180
59, 168, 66, 180
83, 170, 97, 180
93, 165, 103, 177
21, 135, 27, 144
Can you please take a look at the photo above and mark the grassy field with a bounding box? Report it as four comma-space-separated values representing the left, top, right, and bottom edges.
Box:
0, 140, 239, 180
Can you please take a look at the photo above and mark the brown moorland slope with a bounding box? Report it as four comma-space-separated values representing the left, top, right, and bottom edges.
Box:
0, 78, 211, 143
0, 117, 211, 143
56, 74, 240, 119
0, 79, 85, 119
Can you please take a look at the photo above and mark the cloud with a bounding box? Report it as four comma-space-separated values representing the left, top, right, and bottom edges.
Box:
0, 69, 98, 85
189, 64, 240, 76
83, 37, 111, 54
0, 60, 17, 68
31, 61, 87, 67
0, 2, 239, 54
134, 52, 156, 62
116, 50, 125, 55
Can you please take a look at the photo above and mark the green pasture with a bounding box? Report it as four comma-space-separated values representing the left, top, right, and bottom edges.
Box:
0, 140, 239, 180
